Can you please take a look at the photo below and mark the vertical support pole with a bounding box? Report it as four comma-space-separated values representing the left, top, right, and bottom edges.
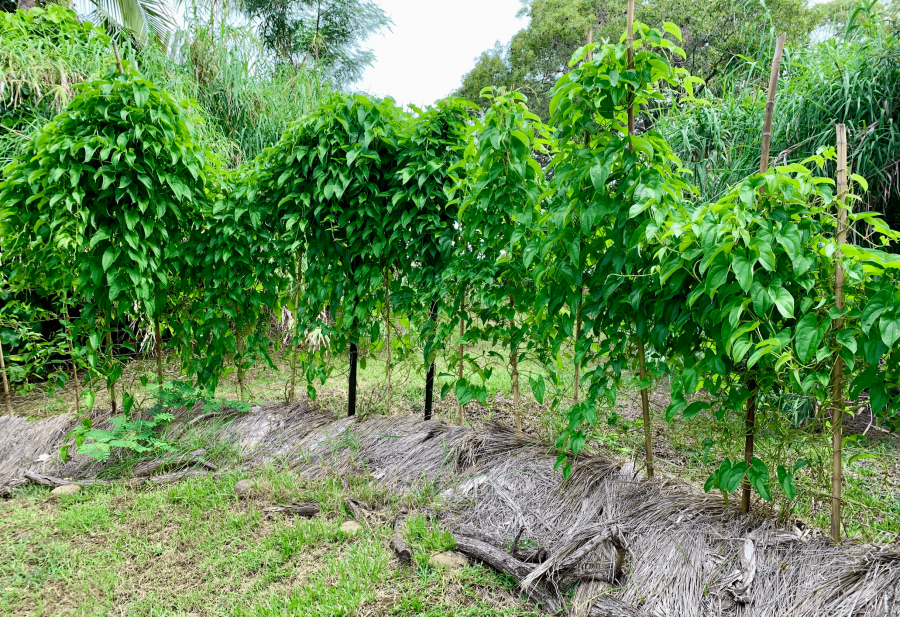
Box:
64, 304, 80, 416
348, 340, 358, 417
458, 289, 466, 424
424, 299, 438, 421
626, 0, 635, 137
742, 32, 786, 514
574, 289, 582, 404
636, 337, 654, 479
112, 40, 124, 74
385, 269, 392, 415
0, 336, 12, 415
831, 123, 849, 542
509, 295, 521, 431
154, 318, 164, 386
106, 327, 117, 414
236, 324, 245, 401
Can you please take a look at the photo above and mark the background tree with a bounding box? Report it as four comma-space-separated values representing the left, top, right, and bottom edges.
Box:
237, 0, 391, 89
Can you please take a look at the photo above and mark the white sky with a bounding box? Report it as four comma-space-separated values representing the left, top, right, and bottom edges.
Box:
354, 0, 528, 108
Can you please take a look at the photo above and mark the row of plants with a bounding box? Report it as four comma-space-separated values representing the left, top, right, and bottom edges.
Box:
1, 6, 899, 543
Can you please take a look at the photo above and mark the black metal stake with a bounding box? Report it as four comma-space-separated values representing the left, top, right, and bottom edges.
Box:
424, 299, 438, 421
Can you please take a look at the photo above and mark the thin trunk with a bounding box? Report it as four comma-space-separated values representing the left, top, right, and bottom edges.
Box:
759, 34, 787, 174
348, 341, 358, 417
17, 0, 38, 12
106, 328, 117, 414
574, 290, 582, 404
741, 379, 758, 514
626, 0, 635, 136
424, 299, 438, 421
636, 337, 654, 479
236, 325, 245, 401
509, 295, 521, 431
154, 318, 164, 386
742, 32, 786, 514
586, 27, 593, 61
64, 305, 80, 417
458, 290, 466, 425
0, 337, 11, 415
384, 269, 391, 415
112, 40, 124, 74
831, 123, 849, 542
289, 254, 303, 403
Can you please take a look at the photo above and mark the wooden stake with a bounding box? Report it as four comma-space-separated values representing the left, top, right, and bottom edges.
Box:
236, 324, 245, 401
384, 269, 391, 415
831, 123, 849, 542
742, 31, 787, 514
586, 27, 593, 62
759, 33, 787, 174
348, 340, 358, 417
636, 337, 654, 479
458, 289, 466, 424
626, 0, 635, 137
112, 40, 124, 74
0, 336, 12, 415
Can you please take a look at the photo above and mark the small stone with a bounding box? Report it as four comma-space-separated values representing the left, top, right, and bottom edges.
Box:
50, 485, 81, 496
340, 520, 362, 534
429, 551, 468, 571
234, 479, 252, 496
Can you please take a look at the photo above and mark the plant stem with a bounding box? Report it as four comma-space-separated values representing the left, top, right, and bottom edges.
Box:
0, 336, 11, 415
64, 304, 80, 416
574, 289, 582, 404
636, 336, 654, 479
289, 253, 303, 403
106, 327, 117, 414
741, 31, 786, 514
458, 289, 466, 425
741, 379, 758, 514
348, 340, 358, 417
626, 0, 635, 136
509, 295, 521, 431
154, 317, 164, 386
385, 268, 391, 415
424, 299, 438, 421
831, 123, 849, 542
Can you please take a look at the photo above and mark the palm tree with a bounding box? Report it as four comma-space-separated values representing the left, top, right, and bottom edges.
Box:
81, 0, 177, 50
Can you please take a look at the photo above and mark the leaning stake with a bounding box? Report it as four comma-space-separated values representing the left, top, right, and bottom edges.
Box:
0, 336, 12, 415
742, 32, 787, 515
830, 123, 849, 542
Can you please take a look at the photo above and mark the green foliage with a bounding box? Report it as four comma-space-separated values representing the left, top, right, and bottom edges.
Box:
456, 0, 821, 120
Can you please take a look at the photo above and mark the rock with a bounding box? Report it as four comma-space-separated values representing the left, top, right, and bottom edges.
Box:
50, 485, 81, 496
340, 520, 363, 534
429, 551, 468, 571
234, 479, 252, 497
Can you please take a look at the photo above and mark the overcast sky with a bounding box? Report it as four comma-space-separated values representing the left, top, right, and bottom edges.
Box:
354, 0, 528, 108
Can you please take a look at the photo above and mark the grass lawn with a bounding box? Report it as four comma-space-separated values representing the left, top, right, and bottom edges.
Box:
0, 468, 541, 617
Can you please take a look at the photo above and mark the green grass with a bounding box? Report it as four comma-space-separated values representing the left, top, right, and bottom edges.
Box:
0, 469, 541, 617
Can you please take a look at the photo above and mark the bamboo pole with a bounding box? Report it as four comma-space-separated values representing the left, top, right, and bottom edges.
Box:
384, 269, 391, 415
0, 336, 12, 415
742, 32, 787, 515
458, 289, 466, 424
830, 123, 849, 542
759, 34, 787, 174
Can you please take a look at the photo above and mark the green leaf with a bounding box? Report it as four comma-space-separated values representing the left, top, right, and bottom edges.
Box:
681, 400, 710, 419
102, 248, 119, 272
776, 465, 796, 499
732, 250, 754, 293
879, 315, 900, 348
589, 162, 610, 192
794, 313, 821, 363
529, 375, 546, 405
772, 286, 794, 319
